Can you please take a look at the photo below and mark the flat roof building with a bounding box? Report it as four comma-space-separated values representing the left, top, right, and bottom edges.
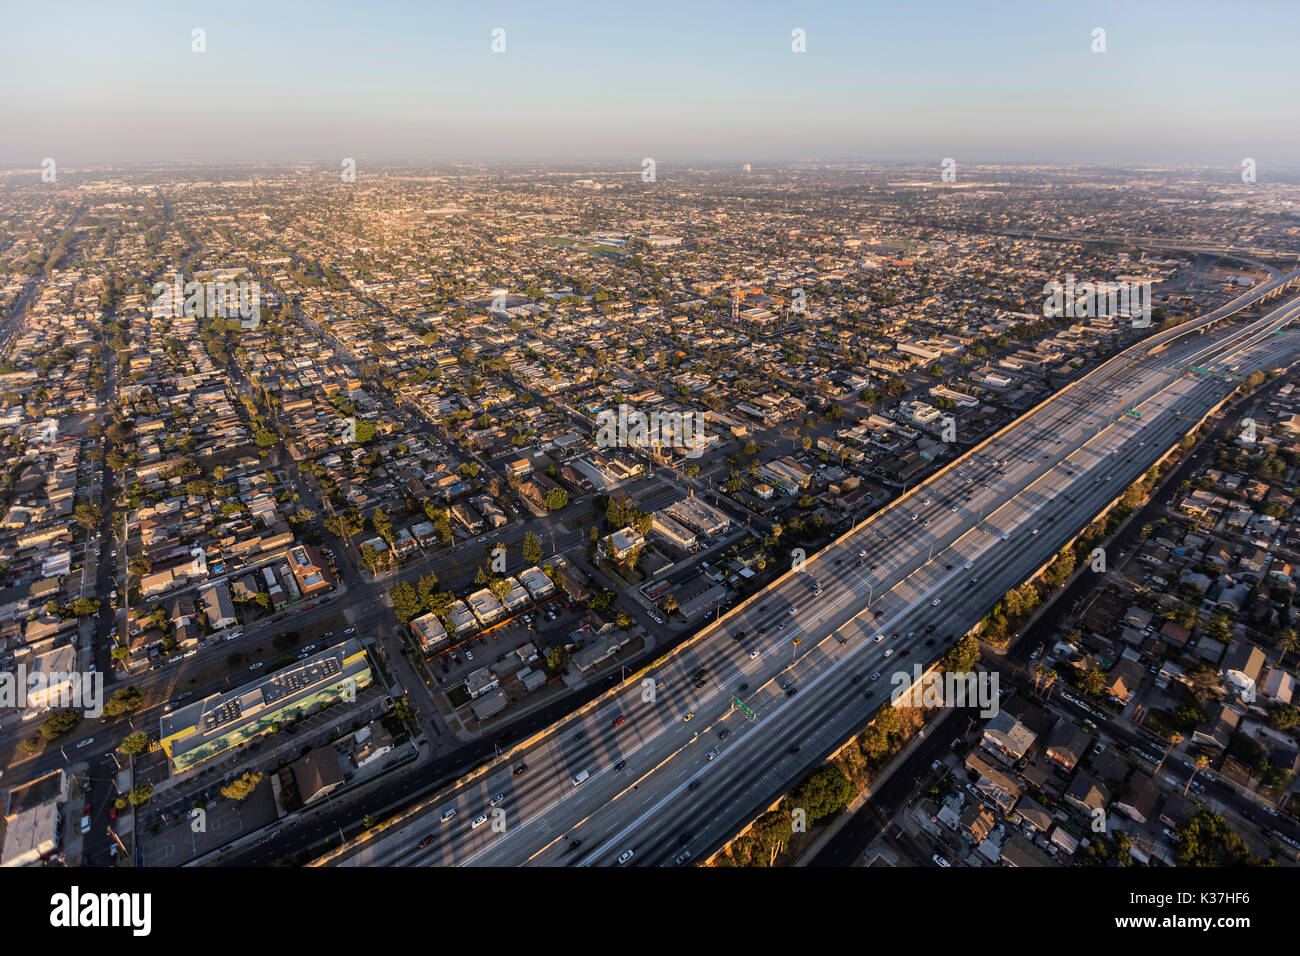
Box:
158, 638, 371, 773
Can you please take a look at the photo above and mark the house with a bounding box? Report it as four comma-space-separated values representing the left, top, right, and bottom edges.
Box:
1064, 772, 1111, 819
1045, 719, 1091, 771
200, 583, 237, 630
1104, 658, 1146, 703
981, 711, 1037, 765
1000, 831, 1054, 867
959, 803, 997, 844
1222, 644, 1267, 701
1193, 702, 1240, 750
964, 751, 1024, 813
291, 745, 345, 804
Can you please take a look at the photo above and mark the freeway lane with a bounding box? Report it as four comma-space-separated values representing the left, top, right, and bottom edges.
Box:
319, 278, 1300, 867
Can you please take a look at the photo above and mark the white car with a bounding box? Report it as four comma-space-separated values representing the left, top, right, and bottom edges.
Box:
706, 749, 720, 761
788, 606, 797, 615
932, 854, 950, 868
465, 649, 474, 661
749, 649, 760, 659
930, 598, 941, 607
471, 813, 488, 829
441, 808, 457, 823
873, 634, 884, 643
883, 649, 894, 657
617, 849, 635, 864
488, 793, 505, 807
962, 561, 973, 569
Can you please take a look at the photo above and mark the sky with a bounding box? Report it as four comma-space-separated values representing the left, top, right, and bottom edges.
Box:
2, 0, 1298, 167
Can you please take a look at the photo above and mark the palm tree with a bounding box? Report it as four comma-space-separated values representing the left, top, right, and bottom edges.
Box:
1032, 663, 1045, 693
1154, 732, 1183, 777
1184, 755, 1208, 797
1042, 671, 1059, 703
1280, 629, 1299, 668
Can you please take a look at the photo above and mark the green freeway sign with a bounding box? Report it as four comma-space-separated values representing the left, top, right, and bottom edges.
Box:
733, 696, 756, 720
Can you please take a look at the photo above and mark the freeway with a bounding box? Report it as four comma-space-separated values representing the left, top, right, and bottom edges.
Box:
321, 274, 1300, 868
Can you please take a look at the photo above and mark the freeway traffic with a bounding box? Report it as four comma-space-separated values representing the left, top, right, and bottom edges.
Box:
325, 276, 1300, 868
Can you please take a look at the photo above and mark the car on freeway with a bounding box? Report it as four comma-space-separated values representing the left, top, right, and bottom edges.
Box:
489, 793, 505, 807
688, 780, 701, 791
707, 749, 720, 761
441, 808, 457, 823
719, 729, 731, 740
617, 849, 635, 864
738, 683, 749, 692
471, 813, 488, 829
417, 834, 436, 849
870, 672, 881, 681
612, 715, 626, 727
682, 712, 694, 722
931, 598, 941, 607
852, 674, 863, 684
883, 648, 894, 657
749, 649, 761, 659
932, 854, 950, 867
614, 759, 627, 772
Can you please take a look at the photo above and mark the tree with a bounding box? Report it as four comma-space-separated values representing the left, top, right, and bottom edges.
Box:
39, 709, 81, 741
74, 502, 101, 530
70, 597, 100, 617
545, 488, 568, 511
392, 581, 422, 622
1154, 732, 1183, 777
221, 771, 263, 802
1175, 811, 1264, 866
522, 531, 543, 565
120, 730, 152, 756
104, 685, 145, 717
128, 782, 154, 806
416, 572, 440, 611
546, 645, 571, 671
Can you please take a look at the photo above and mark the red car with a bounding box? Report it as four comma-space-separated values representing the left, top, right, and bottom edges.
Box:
109, 806, 117, 821
612, 715, 626, 728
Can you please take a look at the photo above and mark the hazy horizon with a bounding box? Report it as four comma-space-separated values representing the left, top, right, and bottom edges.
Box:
3, 0, 1299, 167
